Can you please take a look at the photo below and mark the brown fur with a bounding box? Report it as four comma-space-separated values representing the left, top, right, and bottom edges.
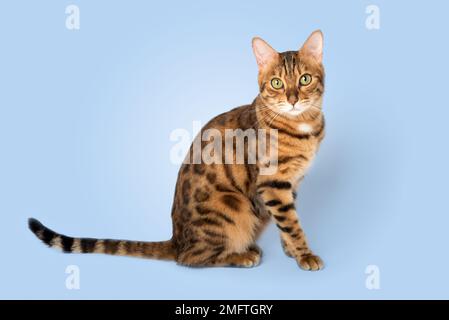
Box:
28, 31, 326, 271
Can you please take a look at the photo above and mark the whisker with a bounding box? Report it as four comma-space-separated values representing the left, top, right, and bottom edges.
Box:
267, 111, 281, 127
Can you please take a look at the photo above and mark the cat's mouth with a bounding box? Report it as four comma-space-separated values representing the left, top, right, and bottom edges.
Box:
277, 102, 310, 117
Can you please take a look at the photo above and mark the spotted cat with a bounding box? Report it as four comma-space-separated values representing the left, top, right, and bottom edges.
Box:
29, 30, 326, 270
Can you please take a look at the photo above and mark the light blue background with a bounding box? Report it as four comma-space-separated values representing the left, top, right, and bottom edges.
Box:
1, 0, 448, 299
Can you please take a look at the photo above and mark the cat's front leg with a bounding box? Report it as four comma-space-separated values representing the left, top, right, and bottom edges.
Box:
257, 180, 324, 271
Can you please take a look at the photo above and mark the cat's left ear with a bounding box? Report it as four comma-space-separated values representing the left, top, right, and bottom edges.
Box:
299, 30, 324, 63
252, 37, 278, 70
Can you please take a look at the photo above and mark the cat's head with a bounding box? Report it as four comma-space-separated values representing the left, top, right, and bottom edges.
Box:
252, 31, 324, 117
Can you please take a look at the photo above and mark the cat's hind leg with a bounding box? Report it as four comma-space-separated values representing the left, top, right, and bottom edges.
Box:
178, 246, 261, 268
248, 243, 263, 257
214, 249, 261, 268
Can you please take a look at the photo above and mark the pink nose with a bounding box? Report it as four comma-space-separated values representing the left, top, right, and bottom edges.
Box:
288, 95, 298, 105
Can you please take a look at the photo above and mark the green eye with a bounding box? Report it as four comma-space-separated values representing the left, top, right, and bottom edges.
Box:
270, 78, 284, 89
299, 74, 312, 86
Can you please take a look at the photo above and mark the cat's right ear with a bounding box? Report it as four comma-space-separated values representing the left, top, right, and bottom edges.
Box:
252, 37, 278, 71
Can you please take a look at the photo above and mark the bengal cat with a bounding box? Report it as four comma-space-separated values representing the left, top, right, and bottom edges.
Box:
29, 30, 326, 270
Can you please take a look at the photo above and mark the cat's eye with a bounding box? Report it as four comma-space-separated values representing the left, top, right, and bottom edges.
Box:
270, 78, 284, 89
299, 74, 312, 86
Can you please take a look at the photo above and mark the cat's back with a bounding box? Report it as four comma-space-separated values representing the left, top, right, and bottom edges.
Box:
204, 104, 258, 132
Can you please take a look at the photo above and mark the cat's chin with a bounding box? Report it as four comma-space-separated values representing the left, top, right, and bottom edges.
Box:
281, 104, 321, 120
286, 109, 304, 116
280, 108, 309, 119
275, 103, 311, 119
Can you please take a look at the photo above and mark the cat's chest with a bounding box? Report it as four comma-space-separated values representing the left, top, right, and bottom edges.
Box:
278, 123, 321, 156
278, 138, 318, 167
275, 125, 322, 178
296, 123, 314, 134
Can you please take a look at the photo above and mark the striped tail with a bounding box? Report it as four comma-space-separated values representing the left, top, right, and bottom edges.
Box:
28, 218, 175, 260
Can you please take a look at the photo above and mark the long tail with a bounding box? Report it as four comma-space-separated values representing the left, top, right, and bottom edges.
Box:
28, 218, 175, 260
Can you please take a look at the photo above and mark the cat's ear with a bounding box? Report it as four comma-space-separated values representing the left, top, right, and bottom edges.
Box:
299, 30, 323, 63
252, 37, 278, 70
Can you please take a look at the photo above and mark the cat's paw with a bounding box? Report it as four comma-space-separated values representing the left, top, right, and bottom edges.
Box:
230, 250, 261, 268
297, 254, 324, 271
242, 249, 261, 267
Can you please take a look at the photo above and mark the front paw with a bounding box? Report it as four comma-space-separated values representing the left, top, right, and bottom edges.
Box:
297, 254, 324, 271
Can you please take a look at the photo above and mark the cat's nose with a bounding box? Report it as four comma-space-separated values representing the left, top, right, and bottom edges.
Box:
288, 95, 298, 106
